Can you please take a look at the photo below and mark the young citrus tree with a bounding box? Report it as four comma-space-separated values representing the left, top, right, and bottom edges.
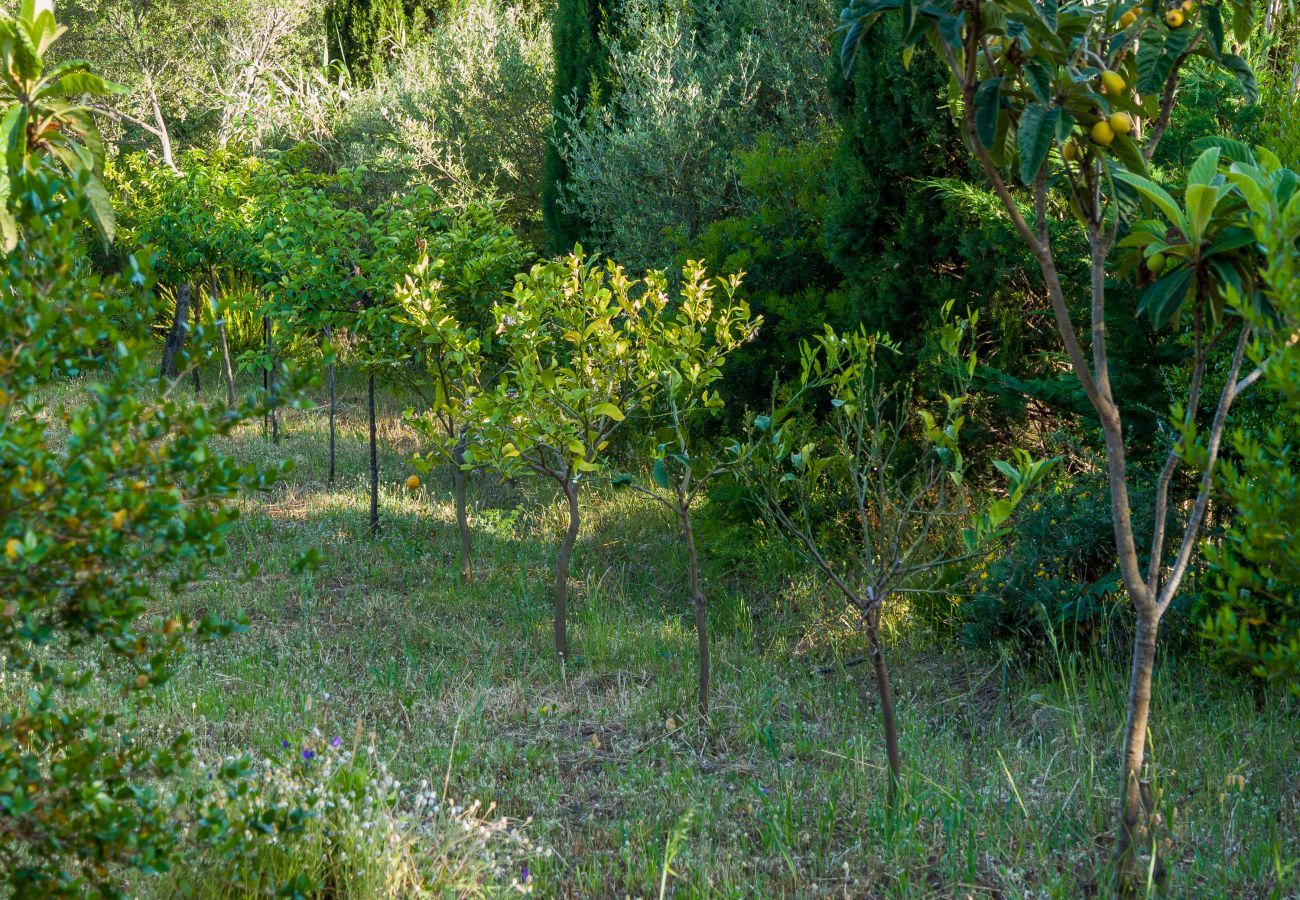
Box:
396, 206, 529, 581
614, 262, 759, 718
744, 315, 1052, 799
471, 250, 661, 659
260, 167, 369, 480
836, 0, 1270, 877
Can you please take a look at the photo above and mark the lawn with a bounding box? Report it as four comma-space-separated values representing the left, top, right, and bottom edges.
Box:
104, 370, 1298, 897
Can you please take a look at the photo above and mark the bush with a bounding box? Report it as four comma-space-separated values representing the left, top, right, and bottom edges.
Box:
0, 171, 302, 893
329, 1, 553, 238
555, 0, 835, 271
676, 132, 849, 414
169, 735, 540, 896
960, 465, 1161, 655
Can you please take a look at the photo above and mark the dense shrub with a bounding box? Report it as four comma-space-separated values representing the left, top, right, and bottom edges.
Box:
0, 170, 305, 892
676, 133, 848, 414
555, 0, 835, 271
329, 1, 553, 236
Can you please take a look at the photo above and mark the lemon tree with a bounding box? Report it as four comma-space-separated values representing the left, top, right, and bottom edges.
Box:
472, 249, 664, 659
613, 261, 759, 718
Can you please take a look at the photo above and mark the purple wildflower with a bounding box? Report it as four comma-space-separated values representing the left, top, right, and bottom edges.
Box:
281, 739, 290, 749
520, 864, 530, 883
302, 749, 315, 761
330, 736, 343, 749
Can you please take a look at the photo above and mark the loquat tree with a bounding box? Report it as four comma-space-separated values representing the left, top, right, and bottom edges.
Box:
836, 0, 1285, 881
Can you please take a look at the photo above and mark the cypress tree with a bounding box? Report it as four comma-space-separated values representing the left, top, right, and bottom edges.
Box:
542, 0, 609, 252
824, 18, 973, 354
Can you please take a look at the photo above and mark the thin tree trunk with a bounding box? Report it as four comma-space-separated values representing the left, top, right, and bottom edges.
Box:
160, 283, 192, 379
368, 372, 379, 536
554, 479, 580, 658
190, 284, 202, 394
453, 433, 473, 582
211, 271, 235, 406
681, 506, 709, 719
265, 315, 279, 443
866, 609, 902, 801
1114, 613, 1162, 884
325, 326, 336, 484
146, 79, 177, 172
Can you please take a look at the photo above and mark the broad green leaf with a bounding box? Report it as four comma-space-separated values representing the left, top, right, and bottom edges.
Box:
1187, 147, 1221, 187
1017, 103, 1060, 185
973, 78, 1003, 150
1138, 267, 1193, 329
592, 402, 625, 422
1114, 171, 1188, 235
1219, 54, 1257, 104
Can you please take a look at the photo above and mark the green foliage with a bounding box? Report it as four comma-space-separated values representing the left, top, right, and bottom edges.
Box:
471, 249, 656, 481
542, 0, 609, 251
330, 0, 553, 237
555, 0, 835, 271
0, 168, 303, 893
825, 15, 973, 361
681, 134, 849, 413
1202, 143, 1300, 693
326, 0, 408, 84
0, 0, 125, 245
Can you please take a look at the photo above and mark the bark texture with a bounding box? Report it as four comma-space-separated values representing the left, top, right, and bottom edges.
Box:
554, 480, 580, 658
160, 283, 192, 379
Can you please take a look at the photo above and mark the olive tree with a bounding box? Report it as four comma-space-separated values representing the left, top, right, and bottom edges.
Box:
614, 262, 759, 718
837, 0, 1271, 878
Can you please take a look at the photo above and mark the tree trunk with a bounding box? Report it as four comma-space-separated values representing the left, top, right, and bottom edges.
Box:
453, 433, 473, 582
1113, 612, 1163, 886
147, 79, 178, 172
265, 315, 279, 443
211, 271, 235, 406
866, 609, 902, 801
368, 372, 379, 536
190, 285, 202, 394
681, 506, 709, 719
325, 326, 336, 484
554, 479, 580, 658
160, 283, 192, 379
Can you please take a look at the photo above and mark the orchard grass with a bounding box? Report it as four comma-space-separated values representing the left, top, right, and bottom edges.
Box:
29, 367, 1297, 898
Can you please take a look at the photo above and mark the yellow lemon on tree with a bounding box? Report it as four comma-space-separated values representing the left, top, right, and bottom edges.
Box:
406, 474, 421, 491
111, 509, 128, 529
1062, 139, 1081, 162
5, 538, 19, 560
1119, 8, 1138, 25
1109, 111, 1134, 136
1180, 0, 1195, 10
1091, 120, 1116, 146
1101, 70, 1127, 95
1165, 8, 1185, 26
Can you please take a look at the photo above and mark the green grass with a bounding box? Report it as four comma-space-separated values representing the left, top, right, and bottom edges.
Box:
87, 369, 1300, 895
